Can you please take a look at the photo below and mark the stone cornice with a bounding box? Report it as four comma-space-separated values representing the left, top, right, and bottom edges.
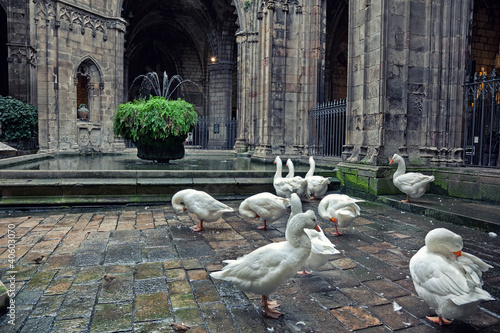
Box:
235, 31, 259, 44
33, 0, 127, 41
257, 0, 303, 19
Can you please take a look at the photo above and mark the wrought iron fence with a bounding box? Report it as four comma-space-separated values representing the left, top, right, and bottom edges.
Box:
464, 69, 500, 167
185, 115, 237, 150
308, 99, 346, 157
125, 115, 237, 150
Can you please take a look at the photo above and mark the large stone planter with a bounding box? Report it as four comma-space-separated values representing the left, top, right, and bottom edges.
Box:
134, 137, 185, 163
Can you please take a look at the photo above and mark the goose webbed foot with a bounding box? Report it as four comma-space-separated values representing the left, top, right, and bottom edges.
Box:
192, 221, 204, 232
261, 296, 283, 318
257, 220, 267, 230
297, 267, 313, 276
426, 316, 452, 326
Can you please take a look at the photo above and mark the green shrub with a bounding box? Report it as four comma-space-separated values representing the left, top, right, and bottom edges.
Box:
113, 96, 198, 144
0, 96, 38, 144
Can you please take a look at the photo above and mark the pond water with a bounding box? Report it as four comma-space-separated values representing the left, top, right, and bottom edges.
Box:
0, 152, 325, 173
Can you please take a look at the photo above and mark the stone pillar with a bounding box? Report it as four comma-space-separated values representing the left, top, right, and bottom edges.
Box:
234, 31, 259, 153
339, 0, 471, 196
251, 0, 323, 160
5, 0, 36, 104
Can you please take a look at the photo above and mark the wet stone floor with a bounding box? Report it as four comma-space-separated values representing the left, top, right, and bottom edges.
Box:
0, 193, 499, 333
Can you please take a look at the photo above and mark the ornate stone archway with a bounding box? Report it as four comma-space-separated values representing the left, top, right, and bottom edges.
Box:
121, 0, 239, 122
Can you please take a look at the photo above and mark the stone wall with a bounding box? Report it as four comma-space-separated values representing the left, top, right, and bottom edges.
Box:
3, 0, 36, 104
32, 0, 126, 153
344, 0, 469, 167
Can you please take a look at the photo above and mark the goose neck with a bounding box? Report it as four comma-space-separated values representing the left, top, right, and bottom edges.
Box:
306, 159, 315, 178
394, 158, 406, 177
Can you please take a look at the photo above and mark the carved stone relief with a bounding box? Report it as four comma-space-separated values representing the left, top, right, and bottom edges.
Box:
33, 0, 126, 40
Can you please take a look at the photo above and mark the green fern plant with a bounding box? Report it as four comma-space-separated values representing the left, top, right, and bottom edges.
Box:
113, 96, 198, 145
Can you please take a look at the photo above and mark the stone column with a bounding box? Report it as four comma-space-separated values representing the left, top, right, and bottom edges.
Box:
6, 1, 36, 104
234, 31, 259, 153
251, 0, 322, 160
338, 0, 471, 196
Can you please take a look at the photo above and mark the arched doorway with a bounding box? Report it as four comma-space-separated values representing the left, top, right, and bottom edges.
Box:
0, 4, 8, 96
325, 1, 349, 102
121, 0, 238, 149
463, 0, 500, 166
121, 1, 238, 114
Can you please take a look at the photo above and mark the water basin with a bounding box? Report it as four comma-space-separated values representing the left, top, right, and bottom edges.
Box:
0, 151, 320, 173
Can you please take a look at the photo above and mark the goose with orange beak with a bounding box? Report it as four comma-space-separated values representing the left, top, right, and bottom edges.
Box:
210, 209, 320, 318
317, 194, 364, 236
409, 228, 494, 326
389, 153, 435, 203
171, 189, 233, 232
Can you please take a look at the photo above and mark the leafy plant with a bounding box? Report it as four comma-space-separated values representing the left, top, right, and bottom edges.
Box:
0, 95, 38, 144
244, 0, 252, 12
113, 96, 198, 144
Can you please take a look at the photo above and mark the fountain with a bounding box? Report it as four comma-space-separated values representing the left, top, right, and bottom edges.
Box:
0, 151, 339, 206
116, 71, 206, 163
0, 74, 339, 206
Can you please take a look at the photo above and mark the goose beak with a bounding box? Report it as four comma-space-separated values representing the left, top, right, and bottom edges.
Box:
183, 207, 187, 212
453, 250, 462, 257
330, 217, 338, 223
314, 224, 321, 232
389, 159, 394, 164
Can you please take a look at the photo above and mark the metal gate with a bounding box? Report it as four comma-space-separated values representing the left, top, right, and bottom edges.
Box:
464, 69, 500, 167
308, 99, 346, 157
185, 115, 237, 150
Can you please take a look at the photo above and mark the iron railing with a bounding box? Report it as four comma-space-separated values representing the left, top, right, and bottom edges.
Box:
308, 99, 346, 157
125, 115, 237, 150
185, 115, 237, 150
464, 69, 500, 167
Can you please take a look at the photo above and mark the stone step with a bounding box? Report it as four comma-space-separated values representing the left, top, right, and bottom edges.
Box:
0, 176, 341, 207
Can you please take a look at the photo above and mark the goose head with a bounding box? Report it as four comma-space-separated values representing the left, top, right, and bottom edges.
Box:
389, 153, 403, 165
285, 210, 321, 248
172, 190, 189, 214
425, 228, 463, 258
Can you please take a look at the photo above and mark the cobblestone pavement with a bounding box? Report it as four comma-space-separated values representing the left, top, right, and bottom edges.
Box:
0, 193, 499, 332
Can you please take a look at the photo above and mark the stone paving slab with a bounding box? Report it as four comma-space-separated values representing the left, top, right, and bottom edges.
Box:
0, 192, 498, 332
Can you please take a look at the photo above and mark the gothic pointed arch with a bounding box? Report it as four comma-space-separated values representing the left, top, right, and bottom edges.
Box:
325, 0, 348, 102
120, 0, 238, 117
74, 56, 103, 122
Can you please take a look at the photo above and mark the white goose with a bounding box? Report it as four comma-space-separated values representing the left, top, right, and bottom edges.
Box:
318, 194, 364, 236
285, 158, 295, 178
300, 226, 340, 275
273, 156, 308, 199
210, 209, 320, 318
390, 153, 435, 203
239, 192, 290, 229
171, 189, 234, 232
409, 228, 494, 325
305, 156, 330, 199
288, 194, 339, 276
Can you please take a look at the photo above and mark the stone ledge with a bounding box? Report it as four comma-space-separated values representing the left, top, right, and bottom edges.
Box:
337, 162, 500, 203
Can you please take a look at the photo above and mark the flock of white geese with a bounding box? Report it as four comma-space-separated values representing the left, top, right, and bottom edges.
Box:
170, 154, 494, 324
